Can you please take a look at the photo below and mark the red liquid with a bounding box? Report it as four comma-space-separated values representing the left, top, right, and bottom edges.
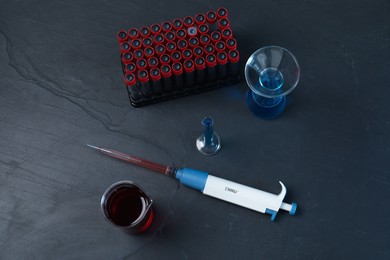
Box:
106, 187, 149, 227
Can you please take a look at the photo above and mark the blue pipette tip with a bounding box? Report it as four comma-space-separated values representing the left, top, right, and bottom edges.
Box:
290, 202, 297, 215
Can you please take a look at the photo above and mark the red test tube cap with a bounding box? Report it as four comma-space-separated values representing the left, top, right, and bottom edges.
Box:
154, 34, 165, 45
120, 42, 131, 53
136, 59, 147, 70
171, 51, 182, 63
161, 21, 172, 33
172, 62, 183, 75
124, 63, 136, 74
159, 54, 171, 65
206, 54, 217, 67
140, 26, 150, 37
221, 28, 233, 39
183, 16, 194, 27
128, 28, 139, 39
217, 7, 228, 19
150, 24, 161, 35
228, 50, 240, 63
195, 13, 206, 25
161, 64, 172, 78
165, 31, 176, 42
184, 59, 194, 73
131, 39, 142, 50
198, 24, 209, 35
122, 51, 133, 64
206, 10, 217, 23
172, 18, 183, 30
150, 68, 161, 81
218, 18, 230, 30
195, 57, 206, 70
211, 31, 221, 43
137, 69, 149, 83
148, 57, 159, 68
226, 38, 237, 51
182, 49, 193, 60
217, 51, 228, 65
117, 30, 128, 42
124, 73, 136, 86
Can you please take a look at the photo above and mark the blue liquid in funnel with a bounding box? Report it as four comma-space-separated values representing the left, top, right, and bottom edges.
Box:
259, 68, 284, 90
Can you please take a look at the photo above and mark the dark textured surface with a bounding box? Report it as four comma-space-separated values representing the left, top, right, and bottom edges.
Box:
0, 0, 389, 259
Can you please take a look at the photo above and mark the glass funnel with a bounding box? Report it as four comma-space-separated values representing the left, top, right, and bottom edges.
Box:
245, 46, 300, 119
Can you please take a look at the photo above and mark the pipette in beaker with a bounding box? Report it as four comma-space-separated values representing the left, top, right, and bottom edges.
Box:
87, 144, 297, 221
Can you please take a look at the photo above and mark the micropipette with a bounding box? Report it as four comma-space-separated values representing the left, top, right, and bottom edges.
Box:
87, 144, 297, 221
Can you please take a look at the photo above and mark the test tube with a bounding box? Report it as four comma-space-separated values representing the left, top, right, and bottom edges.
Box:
161, 64, 174, 93
172, 62, 184, 91
133, 49, 144, 60
124, 73, 142, 101
226, 38, 237, 51
172, 18, 183, 30
154, 34, 165, 45
161, 21, 172, 33
198, 24, 209, 35
195, 57, 206, 85
177, 39, 188, 51
148, 57, 159, 69
206, 11, 217, 31
189, 37, 199, 49
218, 18, 230, 30
128, 28, 139, 40
142, 37, 153, 48
131, 39, 142, 50
200, 34, 211, 46
183, 16, 194, 28
221, 28, 233, 40
193, 46, 204, 58
155, 44, 165, 57
217, 7, 228, 19
122, 52, 133, 65
176, 29, 187, 40
124, 63, 136, 75
150, 68, 163, 95
150, 24, 162, 35
206, 54, 217, 82
117, 30, 128, 43
184, 60, 195, 88
211, 31, 221, 43
217, 52, 228, 79
195, 13, 206, 25
136, 58, 148, 71
182, 49, 193, 60
228, 50, 240, 77
166, 42, 177, 53
138, 70, 152, 98
159, 54, 171, 65
204, 44, 215, 55
215, 41, 226, 53
165, 31, 176, 42
140, 26, 151, 38
144, 47, 155, 59
171, 51, 182, 63
120, 41, 131, 53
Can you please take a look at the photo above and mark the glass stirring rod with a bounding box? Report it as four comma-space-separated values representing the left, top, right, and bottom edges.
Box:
87, 144, 297, 221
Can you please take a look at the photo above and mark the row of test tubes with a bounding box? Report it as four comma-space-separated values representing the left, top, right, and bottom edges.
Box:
116, 8, 240, 106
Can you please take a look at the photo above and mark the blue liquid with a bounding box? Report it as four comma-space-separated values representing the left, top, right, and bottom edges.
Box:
246, 90, 286, 119
259, 68, 284, 90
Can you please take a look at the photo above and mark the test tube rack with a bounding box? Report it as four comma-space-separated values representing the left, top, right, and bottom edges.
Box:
116, 7, 240, 107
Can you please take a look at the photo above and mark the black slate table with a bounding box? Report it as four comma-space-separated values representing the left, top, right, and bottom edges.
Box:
0, 0, 389, 259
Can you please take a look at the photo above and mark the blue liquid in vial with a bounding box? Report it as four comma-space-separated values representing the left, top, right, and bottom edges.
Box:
259, 68, 284, 90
